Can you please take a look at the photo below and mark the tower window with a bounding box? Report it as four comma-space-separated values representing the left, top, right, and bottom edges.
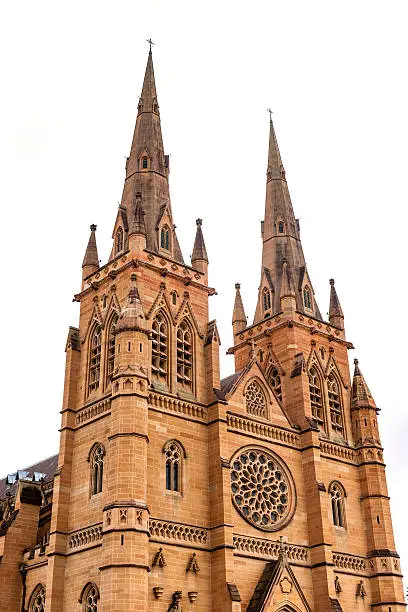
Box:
177, 320, 193, 390
245, 379, 267, 419
28, 584, 46, 612
88, 325, 102, 395
328, 373, 344, 434
160, 225, 170, 251
278, 221, 285, 234
303, 286, 312, 309
80, 583, 99, 612
164, 440, 184, 493
329, 481, 346, 527
151, 312, 168, 384
263, 287, 272, 311
106, 314, 118, 386
90, 443, 105, 495
115, 227, 123, 254
267, 364, 282, 403
308, 366, 325, 430
142, 156, 148, 169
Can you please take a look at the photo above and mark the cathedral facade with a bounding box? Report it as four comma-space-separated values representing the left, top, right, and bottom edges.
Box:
0, 48, 405, 612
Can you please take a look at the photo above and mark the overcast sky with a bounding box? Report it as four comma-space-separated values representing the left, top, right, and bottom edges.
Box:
1, 0, 407, 585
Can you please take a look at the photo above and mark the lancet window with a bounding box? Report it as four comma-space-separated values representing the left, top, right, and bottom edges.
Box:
164, 440, 184, 493
106, 313, 119, 386
245, 379, 267, 419
28, 584, 46, 612
176, 320, 193, 390
81, 583, 99, 612
160, 225, 170, 251
263, 288, 272, 312
115, 227, 123, 254
278, 221, 285, 234
328, 372, 344, 434
88, 325, 102, 395
303, 286, 312, 309
308, 366, 325, 429
267, 364, 282, 402
142, 156, 148, 169
90, 444, 105, 495
151, 312, 168, 384
329, 481, 346, 527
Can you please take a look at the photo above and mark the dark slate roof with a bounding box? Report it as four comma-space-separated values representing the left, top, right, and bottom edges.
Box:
0, 454, 58, 500
216, 371, 243, 400
0, 509, 18, 536
247, 561, 277, 611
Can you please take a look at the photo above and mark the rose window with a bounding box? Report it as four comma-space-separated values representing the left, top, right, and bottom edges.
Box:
230, 447, 295, 531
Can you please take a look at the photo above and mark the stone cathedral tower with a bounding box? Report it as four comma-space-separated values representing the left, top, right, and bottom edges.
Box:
0, 49, 405, 612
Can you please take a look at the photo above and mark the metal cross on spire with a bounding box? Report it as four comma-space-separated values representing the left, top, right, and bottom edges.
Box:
146, 38, 155, 51
267, 108, 273, 121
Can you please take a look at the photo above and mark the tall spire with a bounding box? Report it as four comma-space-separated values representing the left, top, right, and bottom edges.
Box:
82, 224, 99, 278
329, 279, 344, 329
232, 283, 247, 340
253, 117, 321, 324
116, 46, 184, 263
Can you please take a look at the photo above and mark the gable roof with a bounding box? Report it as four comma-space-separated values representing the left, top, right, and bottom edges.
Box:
0, 454, 58, 500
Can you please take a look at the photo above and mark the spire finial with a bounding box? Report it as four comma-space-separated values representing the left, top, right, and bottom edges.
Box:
146, 38, 154, 52
90, 224, 97, 232
267, 108, 273, 122
196, 218, 202, 227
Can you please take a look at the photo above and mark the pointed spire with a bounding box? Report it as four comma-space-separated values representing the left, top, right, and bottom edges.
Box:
139, 46, 158, 115
82, 224, 99, 277
116, 274, 147, 334
329, 279, 344, 329
191, 218, 208, 273
254, 117, 322, 323
352, 359, 377, 410
232, 283, 247, 339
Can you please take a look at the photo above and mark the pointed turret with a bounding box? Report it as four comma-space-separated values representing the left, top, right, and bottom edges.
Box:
191, 218, 208, 275
232, 283, 247, 341
82, 224, 99, 281
128, 192, 147, 252
254, 117, 321, 323
116, 274, 147, 334
279, 260, 296, 313
329, 279, 344, 329
352, 359, 377, 410
115, 48, 184, 263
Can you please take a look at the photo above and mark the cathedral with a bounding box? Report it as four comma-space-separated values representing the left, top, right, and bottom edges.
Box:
0, 47, 405, 612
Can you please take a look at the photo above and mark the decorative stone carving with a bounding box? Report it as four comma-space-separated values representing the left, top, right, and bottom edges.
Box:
356, 580, 367, 598
188, 591, 198, 603
230, 446, 296, 531
153, 586, 164, 599
152, 547, 166, 568
280, 577, 292, 594
334, 576, 342, 593
186, 553, 200, 573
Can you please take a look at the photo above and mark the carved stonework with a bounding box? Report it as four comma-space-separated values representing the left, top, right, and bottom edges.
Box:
280, 577, 292, 594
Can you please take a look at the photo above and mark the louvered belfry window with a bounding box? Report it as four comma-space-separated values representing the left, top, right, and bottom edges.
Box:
88, 325, 102, 394
106, 314, 118, 385
151, 313, 168, 383
308, 366, 325, 429
328, 373, 343, 433
176, 321, 192, 390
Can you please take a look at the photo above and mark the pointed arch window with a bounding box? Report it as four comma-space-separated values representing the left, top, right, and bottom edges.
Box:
329, 481, 346, 527
80, 583, 100, 612
115, 227, 124, 255
106, 313, 119, 386
160, 225, 170, 251
308, 366, 325, 429
177, 320, 193, 390
90, 443, 105, 495
142, 156, 148, 169
278, 221, 285, 234
164, 440, 185, 493
245, 379, 267, 418
263, 287, 272, 312
151, 312, 168, 384
328, 373, 344, 434
267, 364, 282, 403
28, 584, 46, 612
303, 286, 312, 309
88, 325, 102, 395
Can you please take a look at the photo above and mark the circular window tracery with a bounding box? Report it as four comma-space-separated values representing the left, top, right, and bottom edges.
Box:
230, 446, 295, 531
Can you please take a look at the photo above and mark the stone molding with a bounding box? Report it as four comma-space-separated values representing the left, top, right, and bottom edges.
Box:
227, 413, 299, 447
233, 534, 308, 563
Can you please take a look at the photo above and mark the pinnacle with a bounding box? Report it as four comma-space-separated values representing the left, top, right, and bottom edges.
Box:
352, 358, 376, 408
82, 224, 99, 270
191, 218, 208, 264
232, 283, 247, 326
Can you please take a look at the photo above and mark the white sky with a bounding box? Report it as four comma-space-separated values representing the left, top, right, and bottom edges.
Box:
1, 0, 407, 587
